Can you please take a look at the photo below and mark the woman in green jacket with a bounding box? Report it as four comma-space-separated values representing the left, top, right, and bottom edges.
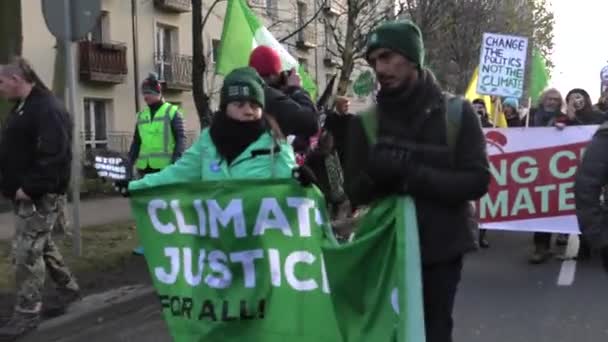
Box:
129, 67, 296, 191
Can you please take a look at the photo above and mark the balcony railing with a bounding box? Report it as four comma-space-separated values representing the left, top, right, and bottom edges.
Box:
79, 40, 128, 84
80, 130, 200, 154
154, 0, 192, 13
296, 29, 316, 50
154, 53, 193, 91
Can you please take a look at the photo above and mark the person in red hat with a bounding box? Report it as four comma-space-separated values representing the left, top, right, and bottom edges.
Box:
248, 46, 318, 144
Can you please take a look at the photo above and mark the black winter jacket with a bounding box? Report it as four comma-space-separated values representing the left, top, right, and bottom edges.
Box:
575, 124, 608, 248
343, 70, 490, 266
0, 87, 73, 199
264, 85, 319, 139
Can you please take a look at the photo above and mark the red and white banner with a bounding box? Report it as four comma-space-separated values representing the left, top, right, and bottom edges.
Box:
477, 126, 598, 234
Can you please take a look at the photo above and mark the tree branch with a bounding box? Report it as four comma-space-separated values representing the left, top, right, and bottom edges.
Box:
202, 0, 226, 31
278, 0, 327, 42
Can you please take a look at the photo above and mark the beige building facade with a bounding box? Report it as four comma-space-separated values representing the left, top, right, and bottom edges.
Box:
20, 0, 388, 153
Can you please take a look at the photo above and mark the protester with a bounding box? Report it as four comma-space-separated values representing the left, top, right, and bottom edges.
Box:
127, 72, 186, 255
472, 98, 492, 128
556, 88, 606, 126
248, 46, 319, 146
529, 88, 565, 127
324, 96, 356, 165
471, 99, 491, 249
575, 121, 608, 269
528, 88, 568, 263
0, 58, 80, 340
593, 89, 608, 114
342, 20, 490, 342
530, 88, 604, 263
503, 97, 524, 127
122, 67, 296, 192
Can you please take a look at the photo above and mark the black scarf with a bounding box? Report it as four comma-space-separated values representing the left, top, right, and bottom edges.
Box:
375, 69, 443, 139
209, 112, 266, 164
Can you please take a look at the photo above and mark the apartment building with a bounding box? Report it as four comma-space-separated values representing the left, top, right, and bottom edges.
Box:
20, 0, 388, 154
22, 0, 200, 154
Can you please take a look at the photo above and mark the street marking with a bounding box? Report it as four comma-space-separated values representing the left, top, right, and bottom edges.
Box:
557, 260, 577, 286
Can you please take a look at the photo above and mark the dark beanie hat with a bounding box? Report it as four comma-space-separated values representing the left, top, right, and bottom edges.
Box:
249, 46, 282, 77
220, 67, 266, 109
366, 20, 425, 68
142, 72, 162, 95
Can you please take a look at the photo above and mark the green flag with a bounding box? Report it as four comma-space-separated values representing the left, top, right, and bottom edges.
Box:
216, 0, 317, 99
130, 180, 426, 341
322, 196, 426, 342
529, 48, 550, 105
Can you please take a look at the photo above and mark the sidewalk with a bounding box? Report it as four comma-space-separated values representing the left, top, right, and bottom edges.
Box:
0, 197, 133, 241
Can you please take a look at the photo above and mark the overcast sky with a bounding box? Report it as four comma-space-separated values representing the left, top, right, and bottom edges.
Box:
550, 0, 608, 101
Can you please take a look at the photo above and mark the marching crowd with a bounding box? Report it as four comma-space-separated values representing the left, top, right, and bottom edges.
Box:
1, 17, 608, 342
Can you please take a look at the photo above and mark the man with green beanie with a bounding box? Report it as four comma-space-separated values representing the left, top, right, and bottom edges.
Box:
341, 20, 490, 342
127, 72, 186, 255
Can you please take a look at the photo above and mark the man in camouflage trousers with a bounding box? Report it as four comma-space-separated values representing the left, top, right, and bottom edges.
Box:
0, 58, 80, 341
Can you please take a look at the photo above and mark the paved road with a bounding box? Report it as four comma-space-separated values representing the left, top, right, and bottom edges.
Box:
454, 230, 608, 342
29, 231, 608, 342
0, 197, 132, 240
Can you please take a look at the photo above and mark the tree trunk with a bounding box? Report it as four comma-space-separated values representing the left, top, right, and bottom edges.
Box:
0, 0, 23, 122
192, 0, 212, 129
336, 8, 356, 96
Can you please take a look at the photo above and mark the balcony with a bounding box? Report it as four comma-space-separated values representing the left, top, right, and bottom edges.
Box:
296, 29, 316, 50
323, 53, 339, 67
154, 0, 192, 13
323, 0, 345, 16
79, 41, 128, 84
154, 53, 193, 91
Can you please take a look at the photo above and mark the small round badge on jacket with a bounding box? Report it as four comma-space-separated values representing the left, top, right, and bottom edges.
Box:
210, 161, 221, 173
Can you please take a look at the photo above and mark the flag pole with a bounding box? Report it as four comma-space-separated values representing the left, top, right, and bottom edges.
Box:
525, 97, 532, 127
492, 97, 499, 128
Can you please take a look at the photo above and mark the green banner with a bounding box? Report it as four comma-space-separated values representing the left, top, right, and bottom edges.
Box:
130, 180, 425, 342
322, 196, 426, 342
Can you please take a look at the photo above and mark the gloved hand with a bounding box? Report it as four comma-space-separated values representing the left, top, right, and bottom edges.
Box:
293, 165, 318, 187
114, 180, 130, 197
367, 138, 411, 190
601, 246, 608, 273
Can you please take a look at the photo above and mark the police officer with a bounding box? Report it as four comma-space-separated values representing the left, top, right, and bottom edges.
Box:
127, 72, 186, 254
0, 58, 80, 340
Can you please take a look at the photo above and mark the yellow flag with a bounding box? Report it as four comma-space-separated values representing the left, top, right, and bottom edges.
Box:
465, 67, 508, 128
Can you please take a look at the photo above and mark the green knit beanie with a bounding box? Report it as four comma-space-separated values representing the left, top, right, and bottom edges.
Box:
220, 67, 266, 109
366, 20, 425, 68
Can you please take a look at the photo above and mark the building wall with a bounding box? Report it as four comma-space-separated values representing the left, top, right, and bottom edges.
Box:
20, 0, 393, 152
21, 0, 201, 155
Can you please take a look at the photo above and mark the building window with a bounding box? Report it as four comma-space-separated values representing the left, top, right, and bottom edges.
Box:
265, 0, 277, 18
211, 39, 221, 63
83, 99, 109, 150
298, 58, 308, 71
88, 11, 110, 42
155, 24, 179, 81
297, 2, 308, 41
326, 73, 335, 87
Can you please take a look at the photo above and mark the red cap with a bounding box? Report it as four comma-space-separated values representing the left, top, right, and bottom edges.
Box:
249, 46, 282, 77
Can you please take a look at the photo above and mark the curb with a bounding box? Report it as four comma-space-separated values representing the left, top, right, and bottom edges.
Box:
21, 285, 157, 342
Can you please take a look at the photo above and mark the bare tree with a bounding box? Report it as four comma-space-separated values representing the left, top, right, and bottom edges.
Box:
192, 0, 220, 129
399, 0, 555, 93
325, 0, 393, 95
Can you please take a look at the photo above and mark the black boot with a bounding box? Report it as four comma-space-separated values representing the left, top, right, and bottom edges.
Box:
577, 237, 592, 261
42, 288, 82, 318
479, 229, 489, 249
0, 312, 39, 341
